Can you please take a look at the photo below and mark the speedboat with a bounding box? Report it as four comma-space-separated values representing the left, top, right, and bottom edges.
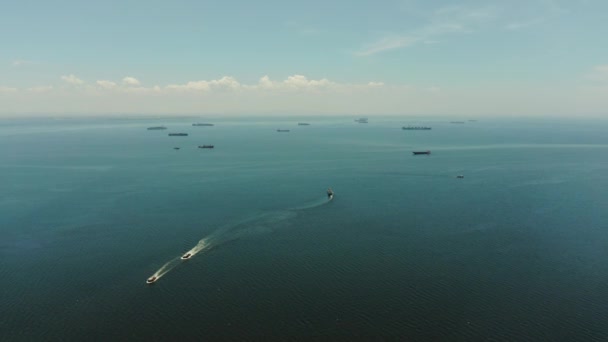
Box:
181, 253, 192, 260
146, 276, 158, 284
327, 188, 334, 199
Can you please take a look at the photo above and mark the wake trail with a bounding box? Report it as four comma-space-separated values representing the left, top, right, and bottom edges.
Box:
146, 195, 332, 284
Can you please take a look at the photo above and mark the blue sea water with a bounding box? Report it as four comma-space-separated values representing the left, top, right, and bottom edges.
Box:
1, 116, 608, 340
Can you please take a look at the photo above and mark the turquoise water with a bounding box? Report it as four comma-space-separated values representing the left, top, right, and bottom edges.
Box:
1, 117, 608, 340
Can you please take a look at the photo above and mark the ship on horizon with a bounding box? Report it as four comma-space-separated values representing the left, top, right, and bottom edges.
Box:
402, 126, 431, 130
192, 123, 214, 126
168, 133, 188, 136
147, 126, 167, 130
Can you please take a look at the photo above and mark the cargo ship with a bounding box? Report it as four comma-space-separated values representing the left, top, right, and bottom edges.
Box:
192, 123, 214, 126
168, 133, 188, 136
147, 126, 167, 130
198, 145, 214, 149
412, 151, 431, 155
402, 126, 431, 130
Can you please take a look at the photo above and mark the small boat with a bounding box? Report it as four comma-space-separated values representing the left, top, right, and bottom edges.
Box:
174, 147, 180, 150
277, 129, 290, 132
192, 123, 214, 126
147, 126, 167, 130
198, 145, 214, 149
412, 151, 431, 155
168, 133, 188, 136
298, 123, 310, 126
327, 188, 334, 199
355, 118, 368, 123
146, 276, 158, 284
456, 175, 464, 179
181, 253, 192, 260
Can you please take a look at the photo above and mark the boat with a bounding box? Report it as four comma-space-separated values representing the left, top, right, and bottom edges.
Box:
181, 253, 192, 260
147, 126, 167, 130
174, 147, 180, 150
146, 276, 158, 284
412, 151, 431, 155
277, 129, 290, 132
456, 175, 464, 178
192, 123, 214, 126
168, 133, 188, 136
402, 126, 431, 130
198, 145, 214, 149
355, 118, 368, 123
298, 123, 310, 126
327, 188, 334, 199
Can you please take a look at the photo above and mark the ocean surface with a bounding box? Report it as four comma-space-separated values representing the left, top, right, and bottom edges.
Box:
1, 116, 608, 340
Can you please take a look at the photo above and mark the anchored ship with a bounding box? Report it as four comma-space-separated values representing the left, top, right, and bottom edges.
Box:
412, 151, 431, 155
147, 126, 167, 130
168, 133, 188, 136
402, 126, 431, 130
192, 123, 214, 126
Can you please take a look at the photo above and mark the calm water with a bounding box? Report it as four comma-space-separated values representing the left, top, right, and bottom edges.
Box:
1, 116, 608, 340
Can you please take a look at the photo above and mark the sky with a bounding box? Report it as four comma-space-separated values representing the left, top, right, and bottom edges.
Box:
1, 0, 607, 117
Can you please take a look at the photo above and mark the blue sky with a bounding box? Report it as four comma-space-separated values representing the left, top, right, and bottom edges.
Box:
1, 0, 607, 116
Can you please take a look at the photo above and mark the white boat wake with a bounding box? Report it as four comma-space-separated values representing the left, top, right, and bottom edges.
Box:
146, 194, 333, 284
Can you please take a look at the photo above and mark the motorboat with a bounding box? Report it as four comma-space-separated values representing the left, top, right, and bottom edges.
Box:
181, 253, 192, 260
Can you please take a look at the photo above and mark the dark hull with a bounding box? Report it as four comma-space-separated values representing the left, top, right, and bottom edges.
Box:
402, 127, 431, 130
168, 133, 188, 136
412, 151, 431, 155
198, 145, 214, 149
192, 123, 214, 126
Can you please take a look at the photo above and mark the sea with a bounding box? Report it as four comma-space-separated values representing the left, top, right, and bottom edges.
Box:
1, 116, 607, 340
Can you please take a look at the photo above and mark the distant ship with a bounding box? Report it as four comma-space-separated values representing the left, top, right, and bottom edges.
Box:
192, 123, 214, 126
277, 129, 290, 132
147, 126, 167, 130
468, 120, 477, 122
412, 151, 431, 155
198, 145, 214, 149
168, 133, 188, 136
450, 121, 465, 124
174, 147, 180, 150
456, 175, 464, 178
146, 276, 158, 284
181, 253, 192, 260
298, 123, 310, 126
402, 126, 431, 130
355, 118, 368, 123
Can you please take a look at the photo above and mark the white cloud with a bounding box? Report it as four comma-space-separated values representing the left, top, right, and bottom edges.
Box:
586, 64, 608, 83
12, 60, 35, 67
96, 80, 117, 89
356, 5, 492, 56
61, 74, 84, 85
0, 86, 18, 93
167, 76, 241, 91
27, 85, 53, 92
122, 77, 141, 86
